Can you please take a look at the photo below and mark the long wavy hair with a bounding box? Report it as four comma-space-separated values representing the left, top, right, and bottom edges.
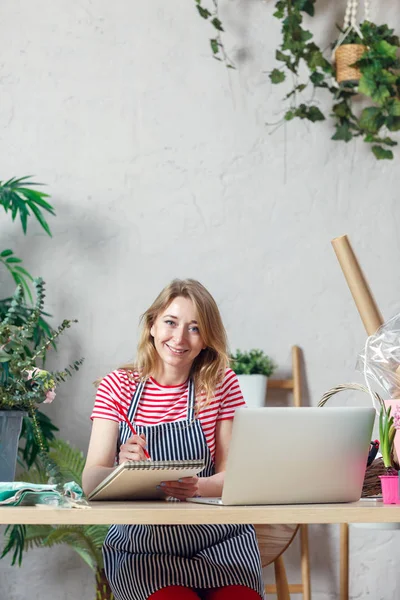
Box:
119, 279, 230, 409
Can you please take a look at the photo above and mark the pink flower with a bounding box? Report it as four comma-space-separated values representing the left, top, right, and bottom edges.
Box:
393, 405, 400, 430
44, 389, 56, 404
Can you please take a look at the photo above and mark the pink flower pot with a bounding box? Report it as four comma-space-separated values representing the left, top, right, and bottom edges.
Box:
385, 400, 400, 458
379, 475, 400, 504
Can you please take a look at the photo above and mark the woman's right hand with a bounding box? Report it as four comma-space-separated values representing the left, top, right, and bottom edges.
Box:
119, 434, 148, 463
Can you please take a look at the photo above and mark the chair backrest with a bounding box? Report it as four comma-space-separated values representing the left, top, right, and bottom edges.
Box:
254, 524, 299, 567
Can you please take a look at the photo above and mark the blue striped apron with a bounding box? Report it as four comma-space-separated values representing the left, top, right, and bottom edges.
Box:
103, 379, 264, 600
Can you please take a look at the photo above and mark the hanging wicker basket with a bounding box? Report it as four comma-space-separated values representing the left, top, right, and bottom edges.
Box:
318, 383, 385, 497
335, 43, 367, 84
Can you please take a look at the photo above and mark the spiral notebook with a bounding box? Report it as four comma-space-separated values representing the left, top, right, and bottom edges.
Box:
88, 460, 205, 501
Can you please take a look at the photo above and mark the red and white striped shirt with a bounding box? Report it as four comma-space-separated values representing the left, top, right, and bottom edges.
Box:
91, 368, 245, 460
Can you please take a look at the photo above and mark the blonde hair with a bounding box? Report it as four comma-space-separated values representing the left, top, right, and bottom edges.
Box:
119, 279, 230, 409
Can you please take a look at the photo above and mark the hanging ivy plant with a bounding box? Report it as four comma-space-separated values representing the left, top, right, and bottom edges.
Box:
269, 0, 334, 124
195, 0, 400, 160
330, 22, 400, 159
193, 0, 234, 67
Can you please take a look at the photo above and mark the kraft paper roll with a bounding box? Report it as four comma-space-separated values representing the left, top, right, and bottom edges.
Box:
331, 235, 384, 336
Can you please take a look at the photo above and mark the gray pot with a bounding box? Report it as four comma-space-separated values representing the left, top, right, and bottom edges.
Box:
0, 410, 25, 482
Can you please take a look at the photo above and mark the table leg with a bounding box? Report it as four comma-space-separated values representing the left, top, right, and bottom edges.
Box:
340, 523, 349, 600
300, 524, 311, 600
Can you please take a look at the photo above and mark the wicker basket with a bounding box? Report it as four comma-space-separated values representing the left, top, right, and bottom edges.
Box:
318, 383, 385, 497
335, 44, 367, 84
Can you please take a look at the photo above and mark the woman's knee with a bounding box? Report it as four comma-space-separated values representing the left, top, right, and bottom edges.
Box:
149, 586, 201, 599
203, 585, 262, 600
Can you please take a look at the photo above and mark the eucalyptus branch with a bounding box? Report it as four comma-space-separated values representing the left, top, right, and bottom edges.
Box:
30, 319, 77, 363
2, 285, 24, 326
53, 359, 85, 384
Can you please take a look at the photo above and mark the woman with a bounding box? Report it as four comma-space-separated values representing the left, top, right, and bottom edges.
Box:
83, 279, 264, 600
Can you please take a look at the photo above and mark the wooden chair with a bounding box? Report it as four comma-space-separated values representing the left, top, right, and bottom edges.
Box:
255, 346, 312, 599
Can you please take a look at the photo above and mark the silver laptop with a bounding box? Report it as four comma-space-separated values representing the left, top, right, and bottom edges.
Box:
188, 407, 375, 505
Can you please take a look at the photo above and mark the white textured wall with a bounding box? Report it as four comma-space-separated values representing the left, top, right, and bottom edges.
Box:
1, 0, 400, 598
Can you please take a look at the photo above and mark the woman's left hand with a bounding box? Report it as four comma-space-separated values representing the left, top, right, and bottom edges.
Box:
158, 476, 199, 501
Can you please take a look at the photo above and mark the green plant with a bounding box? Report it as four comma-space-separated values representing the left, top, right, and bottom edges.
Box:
195, 1, 400, 159
0, 278, 83, 474
193, 0, 233, 67
230, 349, 276, 377
269, 0, 332, 124
0, 175, 62, 469
0, 176, 55, 300
379, 404, 398, 474
1, 438, 114, 600
330, 21, 400, 159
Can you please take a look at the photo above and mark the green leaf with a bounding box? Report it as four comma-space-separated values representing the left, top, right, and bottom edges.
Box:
284, 110, 295, 121
27, 202, 52, 237
307, 49, 326, 70
196, 5, 211, 19
300, 0, 315, 17
357, 74, 374, 97
307, 106, 325, 122
386, 116, 400, 132
0, 249, 13, 257
300, 29, 313, 42
388, 99, 400, 116
269, 68, 286, 84
5, 256, 22, 264
310, 71, 325, 86
14, 266, 34, 279
211, 17, 224, 32
371, 145, 394, 160
364, 134, 397, 147
358, 107, 385, 134
276, 50, 291, 64
210, 38, 219, 55
1, 525, 27, 565
375, 40, 398, 60
332, 122, 353, 142
273, 1, 286, 19
0, 176, 54, 236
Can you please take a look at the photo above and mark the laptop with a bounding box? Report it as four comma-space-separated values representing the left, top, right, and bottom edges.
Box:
188, 407, 375, 505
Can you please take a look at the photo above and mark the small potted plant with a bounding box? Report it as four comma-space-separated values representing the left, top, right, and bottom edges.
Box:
230, 349, 276, 408
378, 404, 400, 504
0, 278, 83, 481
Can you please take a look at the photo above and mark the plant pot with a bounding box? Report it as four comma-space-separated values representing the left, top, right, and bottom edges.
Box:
335, 44, 367, 84
379, 475, 400, 505
0, 410, 25, 482
236, 374, 268, 408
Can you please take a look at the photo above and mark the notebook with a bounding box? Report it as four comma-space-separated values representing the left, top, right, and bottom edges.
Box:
88, 459, 205, 501
187, 406, 375, 506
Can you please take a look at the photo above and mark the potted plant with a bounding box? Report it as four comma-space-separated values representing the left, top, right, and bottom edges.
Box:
378, 404, 400, 504
1, 437, 114, 600
230, 349, 276, 408
195, 1, 400, 160
0, 278, 83, 481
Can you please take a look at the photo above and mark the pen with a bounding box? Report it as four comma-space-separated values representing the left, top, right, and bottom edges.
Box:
111, 395, 151, 460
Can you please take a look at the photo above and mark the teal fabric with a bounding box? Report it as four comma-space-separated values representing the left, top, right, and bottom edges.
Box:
0, 481, 85, 506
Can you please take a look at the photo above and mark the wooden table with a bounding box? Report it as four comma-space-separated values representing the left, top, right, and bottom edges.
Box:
1, 500, 399, 600
1, 499, 399, 525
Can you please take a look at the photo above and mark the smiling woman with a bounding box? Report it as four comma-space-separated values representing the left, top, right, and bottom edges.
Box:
149, 297, 207, 384
82, 278, 264, 600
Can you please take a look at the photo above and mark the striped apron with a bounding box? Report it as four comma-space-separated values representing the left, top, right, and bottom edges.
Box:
103, 379, 264, 600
